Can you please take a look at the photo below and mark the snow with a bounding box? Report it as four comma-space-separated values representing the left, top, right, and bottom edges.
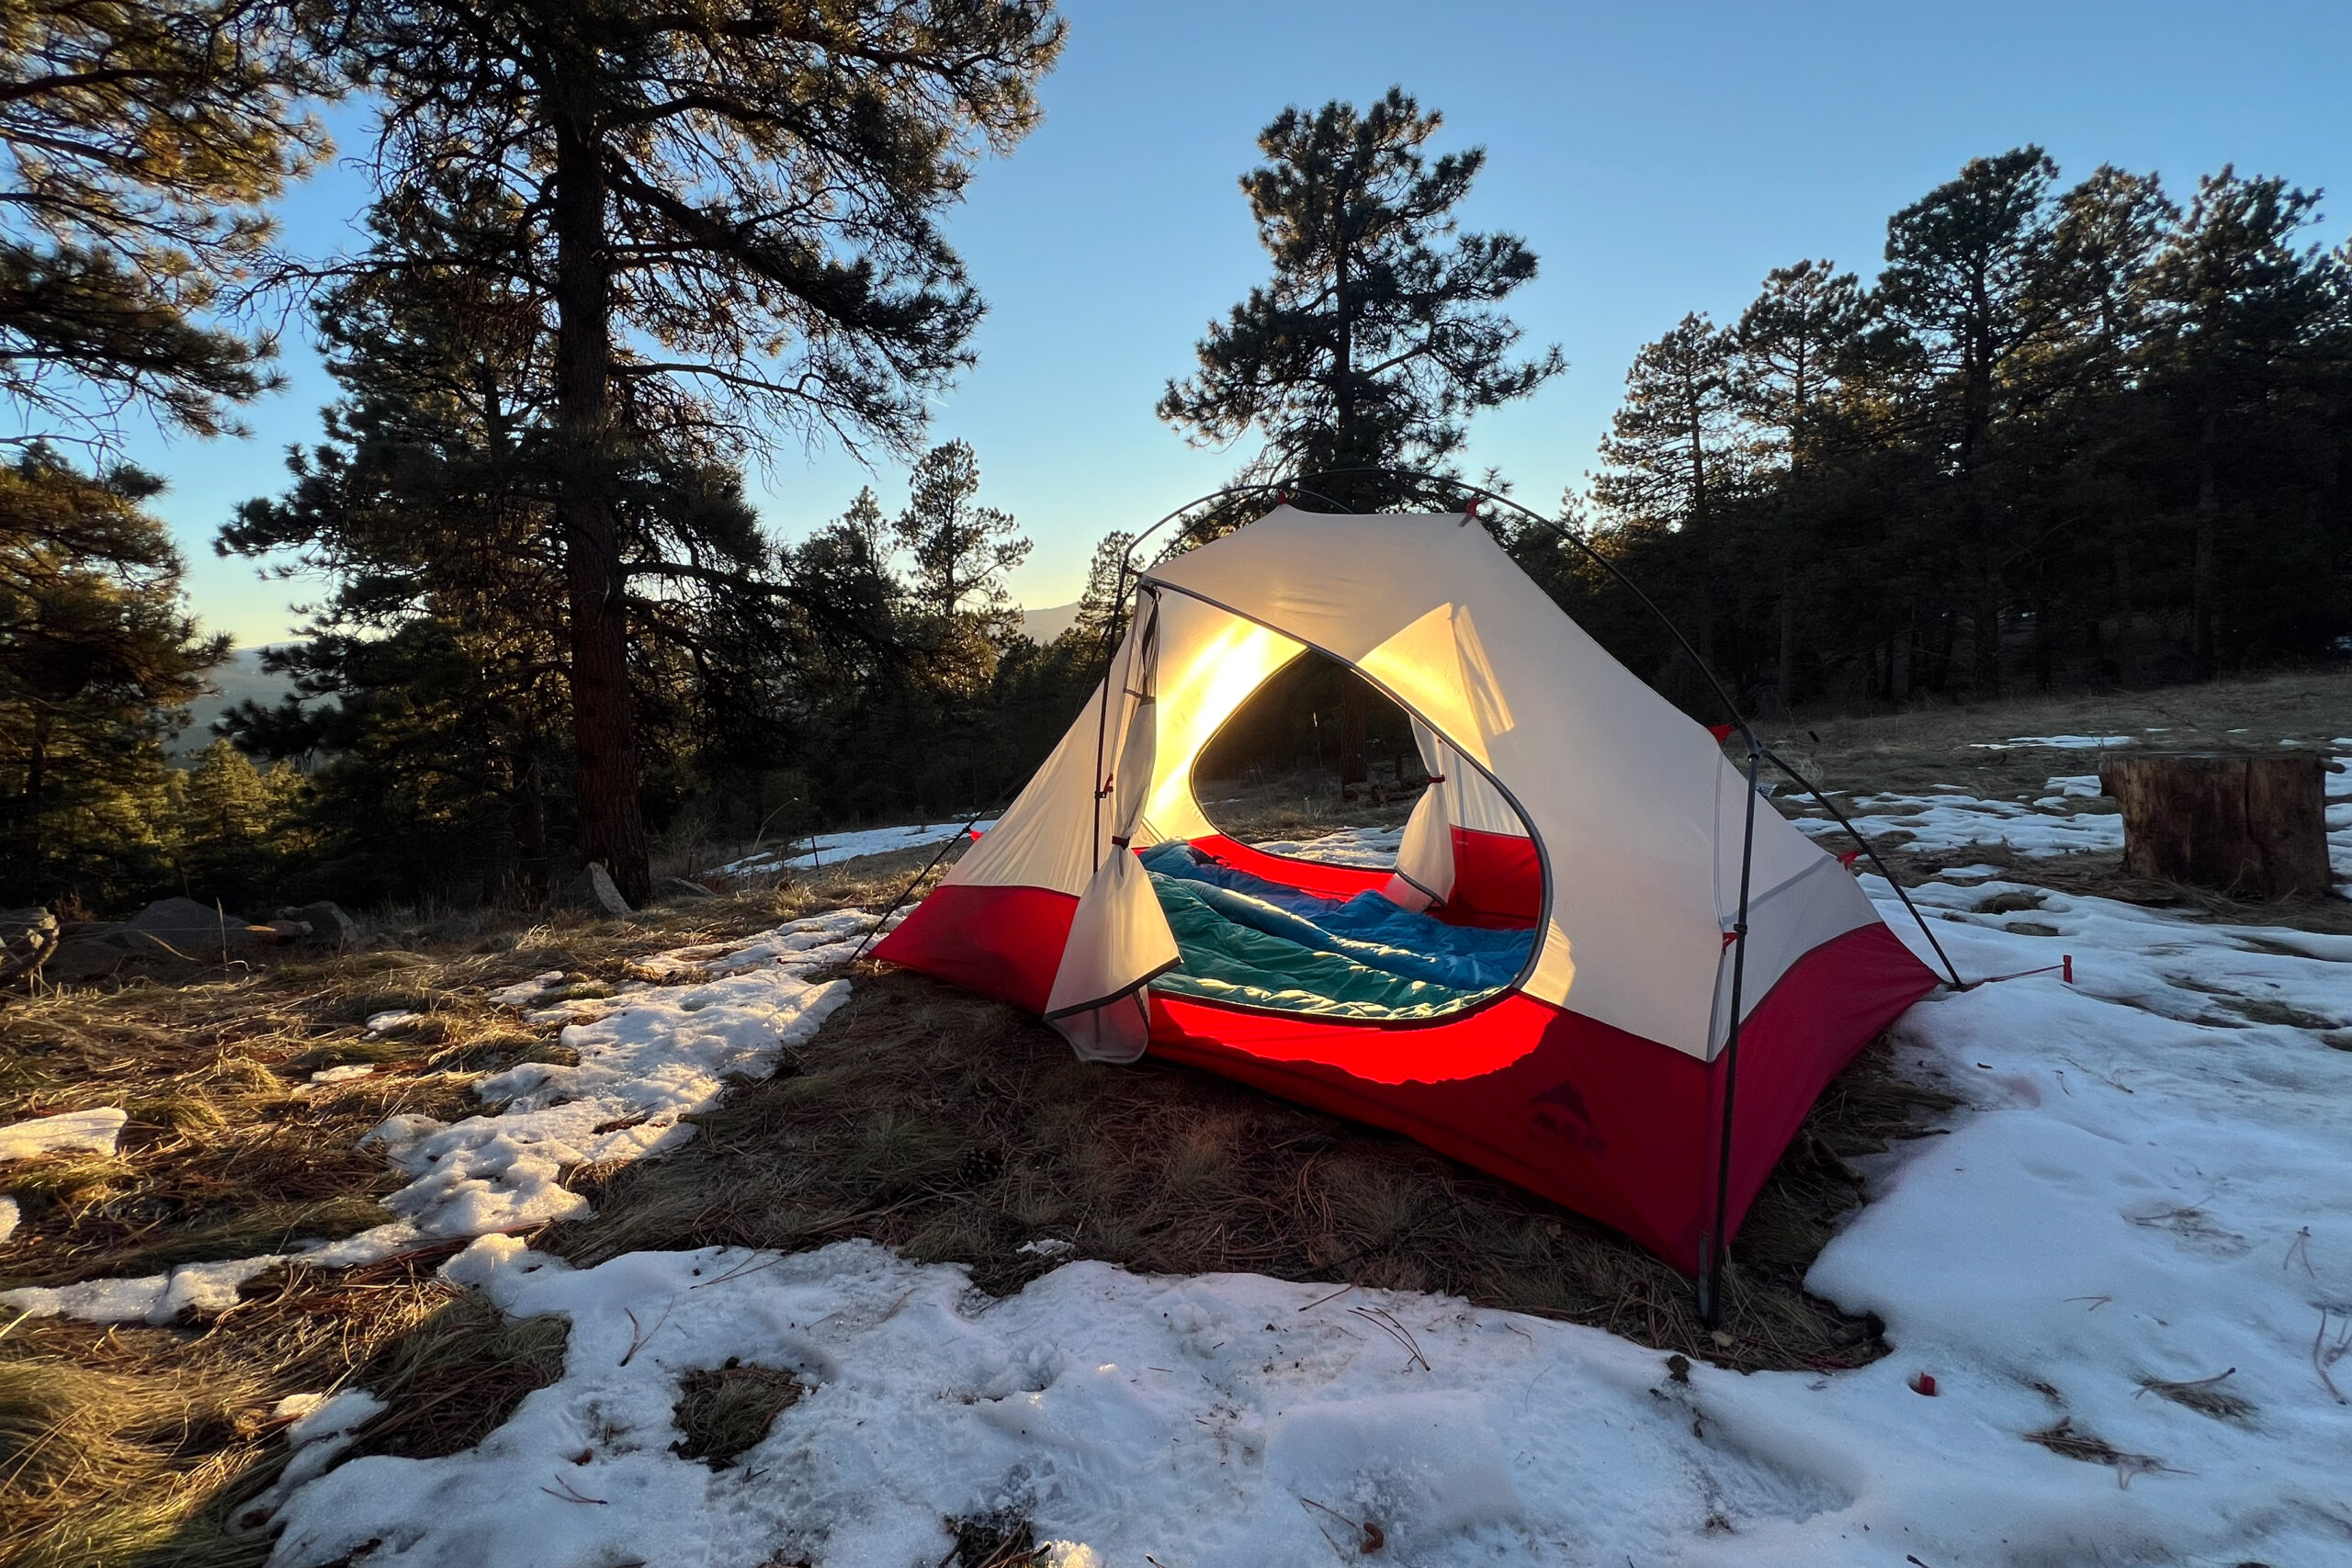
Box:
310, 1065, 376, 1085
1971, 734, 2138, 750
14, 767, 2352, 1560
0, 1196, 16, 1245
718, 820, 996, 875
1248, 825, 1403, 866
0, 1106, 128, 1160
1794, 786, 2126, 857
491, 971, 568, 1007
251, 870, 2352, 1566
0, 911, 885, 1325
366, 1010, 424, 1033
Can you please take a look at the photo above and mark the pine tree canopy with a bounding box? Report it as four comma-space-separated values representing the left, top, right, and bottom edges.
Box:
2, 446, 224, 900
0, 0, 330, 441
1158, 86, 1561, 501
317, 0, 1065, 901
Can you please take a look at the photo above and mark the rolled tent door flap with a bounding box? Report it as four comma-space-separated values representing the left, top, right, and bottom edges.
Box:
1385, 718, 1457, 911
1044, 599, 1179, 1064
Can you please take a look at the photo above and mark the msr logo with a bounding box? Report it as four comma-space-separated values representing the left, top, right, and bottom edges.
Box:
1528, 1077, 1604, 1158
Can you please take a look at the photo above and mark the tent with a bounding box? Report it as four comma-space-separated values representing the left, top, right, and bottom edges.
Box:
874, 504, 1939, 1280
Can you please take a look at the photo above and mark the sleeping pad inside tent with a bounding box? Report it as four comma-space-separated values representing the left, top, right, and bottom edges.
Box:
872, 505, 1942, 1277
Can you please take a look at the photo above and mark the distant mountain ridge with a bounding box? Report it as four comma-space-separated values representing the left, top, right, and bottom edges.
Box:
171, 647, 299, 757
175, 615, 1080, 761
1020, 602, 1080, 643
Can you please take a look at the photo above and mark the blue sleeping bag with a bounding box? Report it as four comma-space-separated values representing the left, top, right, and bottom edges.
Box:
1139, 840, 1535, 1019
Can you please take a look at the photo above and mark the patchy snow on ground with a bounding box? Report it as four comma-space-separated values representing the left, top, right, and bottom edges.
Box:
1971, 734, 2139, 750
0, 911, 886, 1325
1248, 825, 1405, 866
1796, 785, 2128, 858
251, 866, 2352, 1567
719, 820, 997, 876
0, 1105, 129, 1160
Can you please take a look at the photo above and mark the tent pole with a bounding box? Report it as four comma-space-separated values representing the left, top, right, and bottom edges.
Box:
1699, 739, 1765, 1327
850, 559, 1147, 967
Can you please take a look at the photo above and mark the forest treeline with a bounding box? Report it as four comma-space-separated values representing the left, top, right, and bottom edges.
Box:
1551, 150, 2352, 715
0, 4, 2344, 915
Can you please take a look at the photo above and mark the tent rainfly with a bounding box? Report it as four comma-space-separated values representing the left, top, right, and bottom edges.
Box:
875, 505, 1939, 1277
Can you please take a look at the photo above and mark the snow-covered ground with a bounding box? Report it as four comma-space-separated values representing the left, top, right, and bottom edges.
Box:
0, 911, 888, 1325
252, 873, 2352, 1568
1792, 761, 2352, 895
1249, 824, 1405, 866
10, 783, 2352, 1565
1793, 777, 2131, 858
718, 820, 996, 876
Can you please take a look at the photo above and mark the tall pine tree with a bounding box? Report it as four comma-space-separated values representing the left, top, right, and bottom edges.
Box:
1158, 87, 1561, 507
326, 0, 1065, 900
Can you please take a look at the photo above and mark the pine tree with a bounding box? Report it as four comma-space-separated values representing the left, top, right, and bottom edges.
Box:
323, 0, 1064, 903
1733, 262, 1866, 702
893, 441, 1031, 629
1592, 312, 1743, 659
220, 186, 802, 902
0, 0, 329, 441
1158, 87, 1561, 506
1069, 530, 1137, 639
2143, 169, 2346, 673
1, 448, 223, 902
1875, 148, 2066, 694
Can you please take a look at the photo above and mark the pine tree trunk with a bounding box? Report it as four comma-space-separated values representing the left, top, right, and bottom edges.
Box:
552, 109, 650, 907
2191, 397, 2220, 681
20, 711, 46, 899
1336, 680, 1367, 787
2098, 753, 2331, 898
2111, 536, 2134, 687
1776, 557, 1797, 712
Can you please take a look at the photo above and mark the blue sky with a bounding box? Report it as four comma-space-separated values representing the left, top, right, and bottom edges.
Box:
122, 0, 2352, 647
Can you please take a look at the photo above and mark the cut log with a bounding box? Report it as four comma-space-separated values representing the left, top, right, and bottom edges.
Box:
2097, 753, 2331, 898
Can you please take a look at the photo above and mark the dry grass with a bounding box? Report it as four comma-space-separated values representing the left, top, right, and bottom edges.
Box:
0, 877, 888, 1568
0, 1252, 498, 1568
942, 1512, 1050, 1568
550, 964, 1953, 1375
670, 1362, 802, 1469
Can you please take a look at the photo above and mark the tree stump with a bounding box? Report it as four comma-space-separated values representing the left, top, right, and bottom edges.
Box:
2098, 753, 2331, 897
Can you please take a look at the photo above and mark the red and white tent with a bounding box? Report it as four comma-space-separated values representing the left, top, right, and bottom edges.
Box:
876, 506, 1938, 1275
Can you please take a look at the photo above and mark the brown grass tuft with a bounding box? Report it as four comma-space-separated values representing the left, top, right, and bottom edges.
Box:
670, 1362, 801, 1469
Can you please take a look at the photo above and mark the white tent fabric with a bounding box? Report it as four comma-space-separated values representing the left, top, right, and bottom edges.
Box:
932, 508, 1881, 1061
1383, 719, 1457, 912
1043, 598, 1179, 1063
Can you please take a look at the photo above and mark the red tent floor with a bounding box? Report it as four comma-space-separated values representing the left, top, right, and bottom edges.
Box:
872, 845, 1937, 1274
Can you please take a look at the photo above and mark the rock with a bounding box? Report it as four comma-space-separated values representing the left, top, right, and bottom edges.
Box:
651, 876, 716, 902
1, 908, 60, 984
119, 897, 280, 960
278, 901, 356, 949
555, 863, 633, 918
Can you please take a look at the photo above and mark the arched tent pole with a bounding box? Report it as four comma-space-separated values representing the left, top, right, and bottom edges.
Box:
1145, 466, 1961, 1325
1276, 467, 1962, 991
849, 481, 1345, 961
